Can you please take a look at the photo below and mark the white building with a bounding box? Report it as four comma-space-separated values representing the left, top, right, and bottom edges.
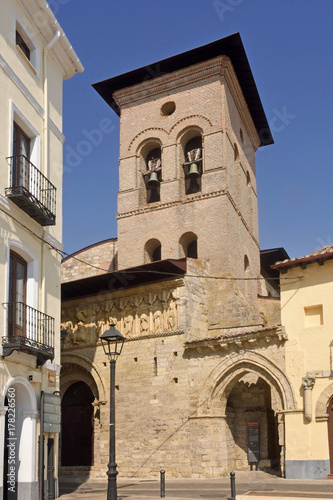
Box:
0, 0, 83, 498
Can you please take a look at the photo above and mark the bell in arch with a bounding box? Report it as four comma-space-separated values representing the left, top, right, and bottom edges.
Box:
147, 171, 160, 188
188, 162, 200, 178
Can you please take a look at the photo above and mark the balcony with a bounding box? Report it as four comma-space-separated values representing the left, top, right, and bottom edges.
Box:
6, 155, 56, 226
2, 302, 55, 365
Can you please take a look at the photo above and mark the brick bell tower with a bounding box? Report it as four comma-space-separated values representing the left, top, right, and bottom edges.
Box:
93, 33, 273, 312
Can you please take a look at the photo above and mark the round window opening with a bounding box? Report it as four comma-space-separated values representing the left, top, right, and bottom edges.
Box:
161, 101, 176, 116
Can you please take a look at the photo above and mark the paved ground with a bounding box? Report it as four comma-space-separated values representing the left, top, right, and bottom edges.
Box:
58, 471, 333, 500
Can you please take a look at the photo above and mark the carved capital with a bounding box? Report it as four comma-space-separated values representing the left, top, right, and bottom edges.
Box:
302, 377, 315, 390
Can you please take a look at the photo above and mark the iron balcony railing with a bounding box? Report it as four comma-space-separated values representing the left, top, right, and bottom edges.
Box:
2, 302, 55, 365
6, 155, 56, 226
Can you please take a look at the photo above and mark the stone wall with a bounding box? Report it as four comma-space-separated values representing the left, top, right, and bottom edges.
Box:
62, 239, 117, 282
60, 265, 292, 478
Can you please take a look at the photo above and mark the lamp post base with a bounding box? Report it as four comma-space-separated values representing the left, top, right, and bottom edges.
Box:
107, 461, 118, 500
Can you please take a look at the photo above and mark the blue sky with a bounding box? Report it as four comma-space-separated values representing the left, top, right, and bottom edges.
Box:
56, 1, 333, 259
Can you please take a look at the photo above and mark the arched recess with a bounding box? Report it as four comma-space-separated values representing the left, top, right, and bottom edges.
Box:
144, 238, 162, 263
315, 382, 333, 420
179, 232, 198, 259
197, 351, 296, 416
1, 377, 38, 490
60, 353, 107, 403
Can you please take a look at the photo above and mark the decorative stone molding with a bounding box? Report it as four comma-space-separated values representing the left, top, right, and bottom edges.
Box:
117, 189, 227, 219
169, 114, 214, 139
128, 127, 168, 153
185, 326, 287, 353
114, 57, 227, 111
61, 353, 107, 403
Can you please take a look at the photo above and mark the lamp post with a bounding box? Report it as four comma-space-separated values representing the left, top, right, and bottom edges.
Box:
100, 324, 125, 500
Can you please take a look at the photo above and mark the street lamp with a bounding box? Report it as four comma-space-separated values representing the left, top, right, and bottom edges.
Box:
100, 323, 125, 500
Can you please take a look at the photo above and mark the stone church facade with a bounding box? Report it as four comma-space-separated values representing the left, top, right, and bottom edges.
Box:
60, 34, 297, 479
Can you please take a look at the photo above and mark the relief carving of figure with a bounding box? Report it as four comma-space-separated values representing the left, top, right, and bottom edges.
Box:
124, 315, 134, 336
76, 305, 89, 323
74, 323, 91, 344
61, 322, 75, 348
153, 310, 163, 333
166, 301, 177, 331
140, 314, 149, 335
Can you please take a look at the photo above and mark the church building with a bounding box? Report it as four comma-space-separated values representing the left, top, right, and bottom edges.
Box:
60, 33, 297, 480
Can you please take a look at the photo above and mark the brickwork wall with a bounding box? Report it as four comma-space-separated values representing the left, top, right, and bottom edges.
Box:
61, 239, 117, 282
115, 57, 260, 292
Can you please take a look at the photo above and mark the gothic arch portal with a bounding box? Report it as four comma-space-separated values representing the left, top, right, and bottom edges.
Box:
197, 351, 296, 416
193, 351, 296, 476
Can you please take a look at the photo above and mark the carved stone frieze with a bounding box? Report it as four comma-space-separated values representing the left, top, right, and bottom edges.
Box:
61, 287, 180, 348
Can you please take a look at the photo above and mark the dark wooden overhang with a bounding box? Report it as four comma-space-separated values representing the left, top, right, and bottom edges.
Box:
260, 248, 289, 292
62, 258, 187, 301
92, 33, 273, 147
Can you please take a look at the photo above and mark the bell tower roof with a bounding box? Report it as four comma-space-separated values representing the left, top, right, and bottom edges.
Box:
93, 32, 273, 147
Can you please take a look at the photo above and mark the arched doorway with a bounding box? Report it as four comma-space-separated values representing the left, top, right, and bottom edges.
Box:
2, 377, 37, 499
225, 373, 281, 473
327, 398, 333, 478
61, 382, 95, 466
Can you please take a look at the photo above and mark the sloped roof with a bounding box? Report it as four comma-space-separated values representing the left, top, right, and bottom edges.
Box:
93, 33, 273, 147
62, 258, 187, 301
272, 245, 333, 271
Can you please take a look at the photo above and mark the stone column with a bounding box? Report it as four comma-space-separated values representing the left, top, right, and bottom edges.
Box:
277, 413, 285, 477
302, 377, 315, 422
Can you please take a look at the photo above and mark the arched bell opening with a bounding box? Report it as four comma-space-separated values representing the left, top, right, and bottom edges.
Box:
61, 381, 95, 466
141, 143, 162, 204
225, 372, 281, 475
179, 129, 203, 195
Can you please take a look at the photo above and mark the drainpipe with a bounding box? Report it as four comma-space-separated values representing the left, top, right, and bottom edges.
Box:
40, 30, 61, 314
302, 377, 315, 422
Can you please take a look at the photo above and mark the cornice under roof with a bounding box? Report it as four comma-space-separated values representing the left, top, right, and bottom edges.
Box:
18, 0, 84, 79
93, 33, 273, 147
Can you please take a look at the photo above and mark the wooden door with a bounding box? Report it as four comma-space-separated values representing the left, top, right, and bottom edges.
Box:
61, 382, 94, 466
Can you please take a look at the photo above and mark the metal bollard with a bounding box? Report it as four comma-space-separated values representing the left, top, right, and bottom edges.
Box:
160, 469, 165, 498
227, 471, 236, 500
